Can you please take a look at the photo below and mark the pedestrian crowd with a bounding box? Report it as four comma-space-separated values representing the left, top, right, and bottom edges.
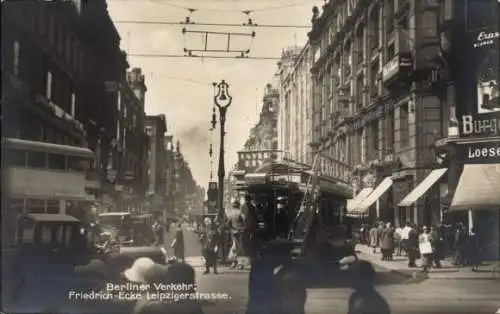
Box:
360, 220, 483, 272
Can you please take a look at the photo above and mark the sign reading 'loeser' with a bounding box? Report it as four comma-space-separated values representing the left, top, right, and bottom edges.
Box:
458, 141, 500, 163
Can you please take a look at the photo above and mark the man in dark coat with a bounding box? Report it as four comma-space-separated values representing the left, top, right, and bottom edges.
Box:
201, 223, 219, 274
407, 224, 419, 268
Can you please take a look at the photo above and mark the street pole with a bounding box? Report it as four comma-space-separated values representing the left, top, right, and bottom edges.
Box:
213, 80, 232, 224
217, 106, 227, 223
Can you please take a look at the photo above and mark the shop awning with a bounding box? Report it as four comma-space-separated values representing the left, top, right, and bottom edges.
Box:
356, 177, 393, 212
346, 188, 373, 216
398, 168, 448, 207
451, 164, 500, 211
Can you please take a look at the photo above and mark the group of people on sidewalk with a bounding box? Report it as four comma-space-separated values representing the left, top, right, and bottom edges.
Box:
363, 220, 483, 272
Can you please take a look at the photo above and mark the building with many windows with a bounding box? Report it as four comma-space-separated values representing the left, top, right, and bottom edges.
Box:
144, 114, 167, 217
1, 0, 128, 244
113, 68, 149, 212
237, 83, 280, 172
278, 44, 313, 166
307, 0, 449, 226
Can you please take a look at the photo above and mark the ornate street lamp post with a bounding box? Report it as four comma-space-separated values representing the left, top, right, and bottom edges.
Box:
213, 80, 232, 223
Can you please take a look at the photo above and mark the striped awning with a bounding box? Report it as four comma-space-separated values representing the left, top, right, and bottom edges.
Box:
451, 164, 500, 211
357, 177, 394, 212
398, 168, 447, 207
346, 188, 373, 217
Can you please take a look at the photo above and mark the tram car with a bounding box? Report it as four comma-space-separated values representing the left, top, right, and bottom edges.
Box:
233, 162, 375, 286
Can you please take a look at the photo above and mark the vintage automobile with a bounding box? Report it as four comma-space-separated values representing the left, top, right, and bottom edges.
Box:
3, 213, 103, 313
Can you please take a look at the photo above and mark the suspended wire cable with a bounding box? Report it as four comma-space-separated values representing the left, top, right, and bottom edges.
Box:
127, 53, 281, 60
113, 20, 310, 29
146, 72, 212, 85
110, 0, 315, 13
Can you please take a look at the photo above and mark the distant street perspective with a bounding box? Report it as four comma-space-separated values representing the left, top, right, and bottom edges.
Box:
1, 0, 500, 314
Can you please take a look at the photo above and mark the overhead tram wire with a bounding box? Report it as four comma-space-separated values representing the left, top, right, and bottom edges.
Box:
113, 20, 310, 29
127, 53, 281, 60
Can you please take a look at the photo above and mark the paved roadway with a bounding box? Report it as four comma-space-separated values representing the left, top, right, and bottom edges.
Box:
173, 227, 500, 314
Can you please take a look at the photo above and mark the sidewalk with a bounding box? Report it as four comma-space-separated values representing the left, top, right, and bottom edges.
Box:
356, 244, 499, 280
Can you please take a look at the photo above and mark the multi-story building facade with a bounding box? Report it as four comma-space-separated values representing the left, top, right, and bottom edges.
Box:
1, 0, 128, 236
308, 0, 447, 226
114, 68, 148, 212
173, 140, 199, 216
237, 83, 280, 172
278, 44, 313, 166
164, 135, 176, 216
433, 0, 499, 260
144, 114, 167, 217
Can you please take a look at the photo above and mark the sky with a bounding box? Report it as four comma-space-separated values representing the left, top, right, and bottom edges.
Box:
107, 0, 322, 189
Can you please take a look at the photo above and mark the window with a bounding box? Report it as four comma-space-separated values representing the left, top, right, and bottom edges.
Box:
46, 200, 60, 214
361, 128, 366, 163
370, 121, 379, 159
356, 75, 364, 109
370, 8, 380, 53
387, 42, 396, 63
27, 152, 46, 168
386, 0, 395, 37
370, 61, 379, 99
133, 113, 137, 128
68, 156, 86, 173
117, 121, 120, 141
356, 27, 364, 66
386, 110, 395, 153
71, 91, 76, 116
46, 71, 53, 100
400, 103, 409, 147
26, 199, 45, 214
8, 150, 26, 167
48, 153, 66, 170
13, 41, 20, 75
124, 106, 128, 119
117, 90, 122, 111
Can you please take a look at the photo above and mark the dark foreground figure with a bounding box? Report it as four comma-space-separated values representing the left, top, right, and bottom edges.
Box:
246, 239, 388, 314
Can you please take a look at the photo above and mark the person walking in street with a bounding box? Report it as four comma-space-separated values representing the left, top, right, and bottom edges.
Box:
380, 222, 395, 261
171, 223, 185, 262
400, 221, 412, 257
394, 224, 402, 256
453, 223, 467, 266
407, 224, 419, 268
228, 200, 246, 270
348, 261, 391, 314
201, 223, 219, 275
369, 224, 378, 253
467, 227, 482, 272
376, 222, 385, 254
419, 226, 433, 273
429, 226, 443, 268
152, 219, 163, 246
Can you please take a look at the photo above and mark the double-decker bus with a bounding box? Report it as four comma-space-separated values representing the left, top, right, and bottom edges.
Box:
1, 137, 99, 246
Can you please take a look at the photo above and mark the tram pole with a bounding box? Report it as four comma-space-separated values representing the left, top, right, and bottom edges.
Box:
213, 80, 232, 224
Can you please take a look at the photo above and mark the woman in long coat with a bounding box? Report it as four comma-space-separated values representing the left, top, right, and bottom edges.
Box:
380, 223, 395, 261
369, 225, 379, 253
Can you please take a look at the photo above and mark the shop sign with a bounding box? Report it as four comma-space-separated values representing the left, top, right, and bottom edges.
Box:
382, 53, 413, 83
472, 31, 499, 49
347, 94, 406, 131
458, 141, 500, 163
460, 115, 500, 136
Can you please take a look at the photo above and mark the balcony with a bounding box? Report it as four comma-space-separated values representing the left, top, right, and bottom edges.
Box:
5, 167, 97, 200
